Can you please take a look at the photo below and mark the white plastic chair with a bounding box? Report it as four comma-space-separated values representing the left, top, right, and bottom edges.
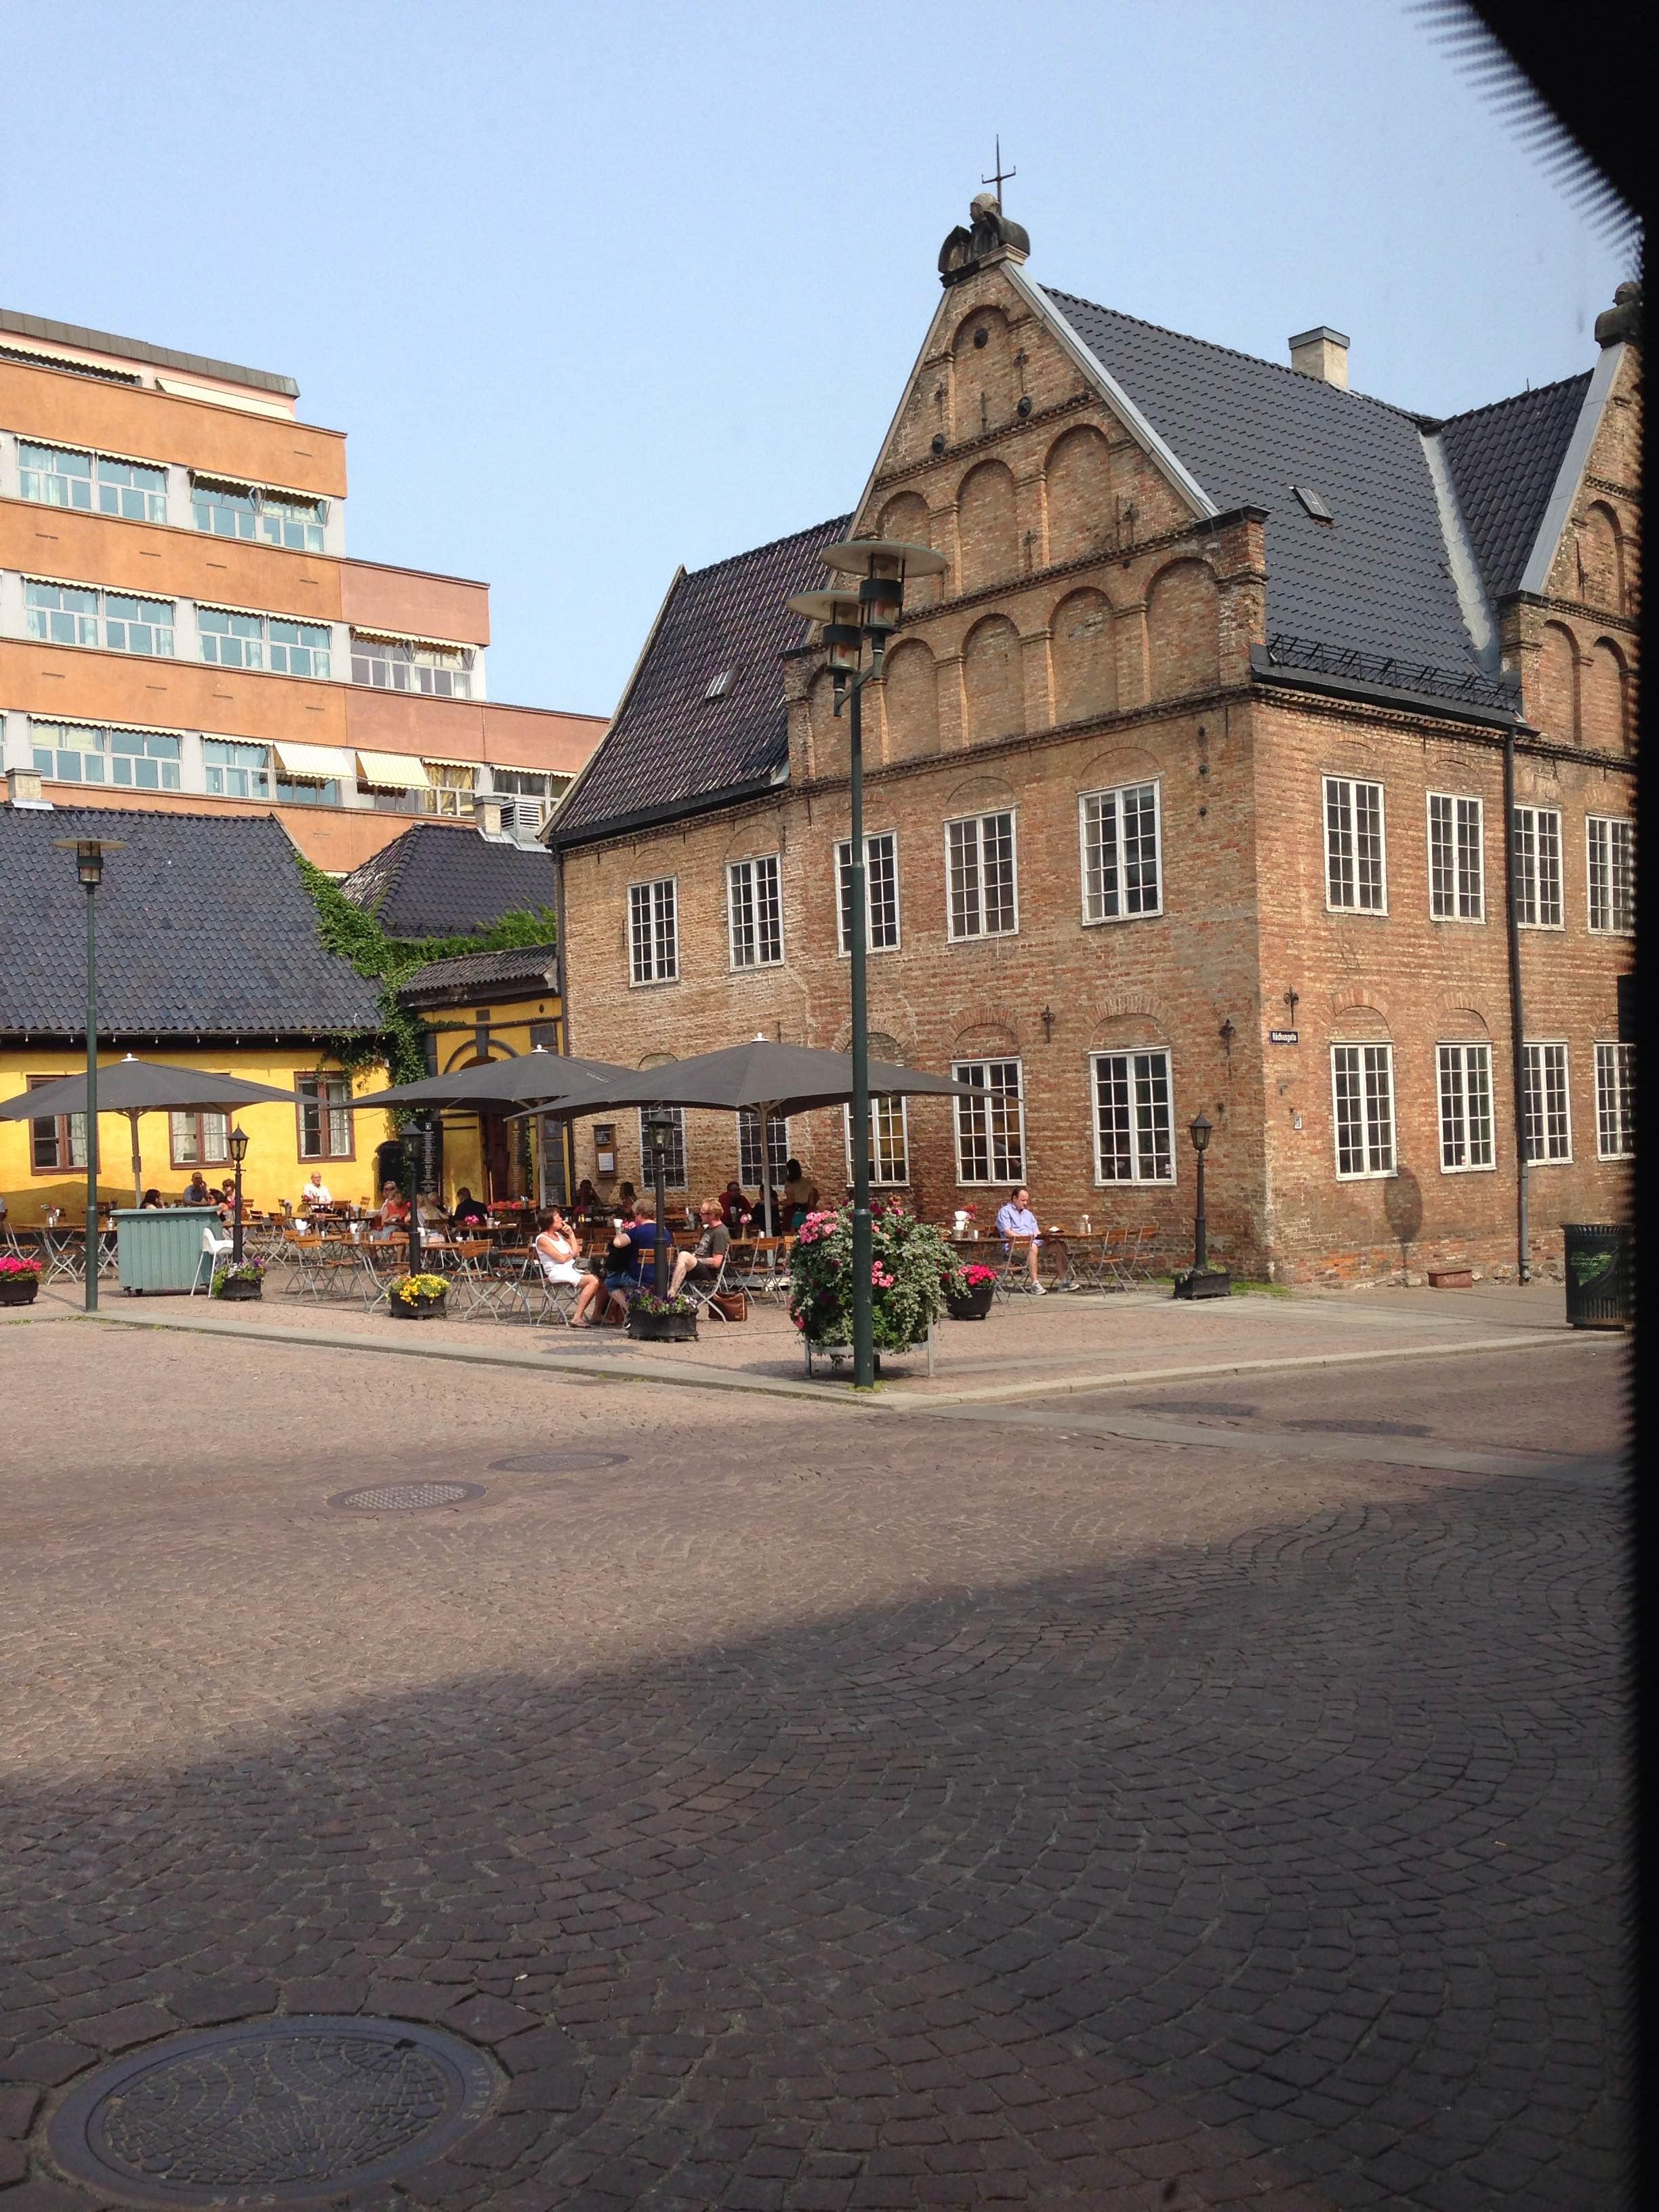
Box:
192, 1222, 234, 1296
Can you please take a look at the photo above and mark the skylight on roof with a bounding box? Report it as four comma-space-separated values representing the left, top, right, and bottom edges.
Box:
1292, 484, 1334, 523
703, 668, 735, 699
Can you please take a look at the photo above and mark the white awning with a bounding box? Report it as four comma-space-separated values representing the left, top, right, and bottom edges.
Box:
155, 375, 294, 422
272, 740, 354, 780
356, 750, 432, 790
349, 626, 474, 657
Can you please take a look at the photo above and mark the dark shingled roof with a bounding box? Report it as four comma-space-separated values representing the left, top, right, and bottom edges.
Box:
550, 516, 853, 847
1044, 288, 1484, 677
0, 807, 382, 1039
1437, 372, 1591, 600
340, 822, 558, 939
398, 943, 559, 1008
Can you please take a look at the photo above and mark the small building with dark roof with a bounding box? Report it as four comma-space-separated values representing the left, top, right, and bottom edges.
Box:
340, 819, 558, 940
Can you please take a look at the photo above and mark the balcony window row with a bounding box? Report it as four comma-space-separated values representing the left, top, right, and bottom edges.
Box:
26, 579, 173, 656
14, 441, 326, 548
199, 605, 331, 678
350, 634, 472, 699
191, 476, 326, 552
1325, 777, 1633, 935
1333, 1036, 1633, 1177
30, 718, 181, 791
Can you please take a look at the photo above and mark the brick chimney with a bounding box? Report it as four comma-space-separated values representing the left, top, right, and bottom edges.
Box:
1288, 325, 1350, 388
5, 766, 51, 808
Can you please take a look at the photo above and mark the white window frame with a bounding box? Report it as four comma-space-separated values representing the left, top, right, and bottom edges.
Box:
844, 1095, 911, 1187
1079, 779, 1163, 925
25, 579, 174, 657
349, 632, 473, 699
1436, 1042, 1496, 1173
1521, 1042, 1572, 1164
636, 1106, 688, 1189
191, 474, 326, 551
726, 854, 785, 970
628, 877, 679, 987
1585, 817, 1634, 936
30, 717, 184, 792
1595, 1042, 1635, 1160
203, 738, 272, 800
738, 1110, 790, 1190
1427, 792, 1485, 922
1323, 776, 1388, 914
199, 606, 331, 680
951, 1059, 1026, 1185
20, 439, 167, 523
1090, 1049, 1176, 1185
1330, 1042, 1397, 1179
1511, 805, 1563, 930
945, 811, 1019, 941
835, 832, 901, 956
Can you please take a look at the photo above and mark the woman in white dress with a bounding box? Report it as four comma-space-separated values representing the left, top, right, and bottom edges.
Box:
533, 1209, 583, 1287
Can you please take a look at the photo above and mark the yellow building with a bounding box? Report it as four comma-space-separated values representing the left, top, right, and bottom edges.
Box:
398, 945, 568, 1209
1, 798, 392, 1225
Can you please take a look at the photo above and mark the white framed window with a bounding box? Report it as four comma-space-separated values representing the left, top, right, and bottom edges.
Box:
1511, 805, 1563, 928
1091, 1050, 1175, 1183
628, 878, 678, 986
350, 633, 473, 699
1331, 1043, 1396, 1178
952, 1059, 1025, 1184
297, 1073, 353, 1160
835, 832, 900, 954
1586, 817, 1634, 935
30, 718, 182, 791
1080, 781, 1162, 923
20, 441, 167, 523
1324, 776, 1387, 912
727, 855, 783, 969
423, 763, 475, 817
844, 1095, 910, 1187
738, 1110, 790, 1189
204, 739, 272, 799
1428, 792, 1483, 920
169, 1110, 230, 1168
1437, 1042, 1495, 1172
947, 811, 1018, 939
26, 580, 173, 657
199, 607, 331, 678
191, 475, 325, 552
1521, 1042, 1572, 1163
636, 1107, 688, 1188
1595, 1042, 1634, 1160
27, 1075, 86, 1173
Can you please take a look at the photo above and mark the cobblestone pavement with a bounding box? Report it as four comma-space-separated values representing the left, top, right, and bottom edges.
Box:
0, 1322, 1628, 2210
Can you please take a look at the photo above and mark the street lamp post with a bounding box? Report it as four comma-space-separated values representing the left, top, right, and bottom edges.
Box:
645, 1107, 672, 1302
229, 1125, 249, 1264
54, 837, 123, 1313
790, 536, 945, 1389
1173, 1109, 1231, 1299
403, 1119, 425, 1274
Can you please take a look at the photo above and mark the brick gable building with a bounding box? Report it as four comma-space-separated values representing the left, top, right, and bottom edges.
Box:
548, 209, 1637, 1282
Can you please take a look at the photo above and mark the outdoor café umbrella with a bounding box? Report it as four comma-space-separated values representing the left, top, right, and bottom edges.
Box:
0, 1055, 302, 1207
347, 1046, 633, 1113
514, 1036, 976, 1236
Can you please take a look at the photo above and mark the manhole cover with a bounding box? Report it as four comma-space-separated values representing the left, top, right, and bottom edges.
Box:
1282, 1418, 1431, 1437
49, 2016, 497, 2206
328, 1481, 485, 1513
487, 1450, 631, 1475
1129, 1400, 1260, 1419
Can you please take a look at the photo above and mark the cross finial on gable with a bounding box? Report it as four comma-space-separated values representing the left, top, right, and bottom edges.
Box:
980, 135, 1015, 211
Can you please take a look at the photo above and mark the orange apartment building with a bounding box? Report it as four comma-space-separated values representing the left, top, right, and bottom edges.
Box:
0, 308, 603, 873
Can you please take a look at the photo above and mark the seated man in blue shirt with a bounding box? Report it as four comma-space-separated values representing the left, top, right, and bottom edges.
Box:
994, 1187, 1073, 1293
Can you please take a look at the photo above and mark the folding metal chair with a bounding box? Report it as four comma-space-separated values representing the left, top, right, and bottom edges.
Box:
679, 1250, 732, 1322
995, 1237, 1038, 1300
1123, 1225, 1160, 1286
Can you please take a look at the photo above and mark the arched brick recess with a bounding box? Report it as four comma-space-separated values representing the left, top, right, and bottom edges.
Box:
1578, 502, 1625, 614
1329, 1001, 1391, 1040
723, 813, 787, 863
1582, 637, 1629, 753
1438, 1005, 1492, 1037
1078, 742, 1160, 791
1044, 425, 1114, 565
952, 1008, 1021, 1056
1089, 1012, 1168, 1051
1536, 621, 1580, 744
1146, 558, 1219, 701
880, 638, 939, 764
945, 771, 1019, 815
956, 459, 1019, 594
877, 491, 941, 610
808, 665, 848, 780
961, 615, 1023, 745
949, 306, 1018, 443
1050, 587, 1117, 724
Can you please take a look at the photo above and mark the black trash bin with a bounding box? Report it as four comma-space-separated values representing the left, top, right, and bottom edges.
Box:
1562, 1223, 1632, 1330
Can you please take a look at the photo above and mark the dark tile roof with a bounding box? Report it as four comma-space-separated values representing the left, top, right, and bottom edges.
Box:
1437, 373, 1591, 600
399, 943, 559, 1007
340, 822, 558, 939
1044, 289, 1486, 678
550, 516, 853, 847
0, 807, 382, 1039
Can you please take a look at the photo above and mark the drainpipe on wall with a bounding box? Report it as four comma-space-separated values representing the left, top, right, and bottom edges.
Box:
1503, 730, 1530, 1283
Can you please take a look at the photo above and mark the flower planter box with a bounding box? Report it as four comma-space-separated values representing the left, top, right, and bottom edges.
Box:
0, 1273, 41, 1307
215, 1277, 263, 1302
390, 1290, 447, 1320
628, 1309, 698, 1343
944, 1281, 996, 1322
1172, 1267, 1232, 1301
1428, 1267, 1473, 1290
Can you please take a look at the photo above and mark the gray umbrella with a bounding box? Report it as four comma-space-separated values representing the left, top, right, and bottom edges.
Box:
0, 1056, 303, 1206
514, 1036, 975, 1236
348, 1048, 633, 1113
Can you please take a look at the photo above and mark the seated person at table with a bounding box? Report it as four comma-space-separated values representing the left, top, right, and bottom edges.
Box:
718, 1179, 753, 1231
571, 1178, 600, 1220
182, 1170, 212, 1206
617, 1181, 638, 1213
298, 1170, 333, 1213
533, 1209, 583, 1287
670, 1198, 730, 1296
994, 1187, 1073, 1292
573, 1200, 657, 1325
140, 1188, 163, 1209
782, 1160, 818, 1229
372, 1181, 410, 1241
449, 1187, 489, 1228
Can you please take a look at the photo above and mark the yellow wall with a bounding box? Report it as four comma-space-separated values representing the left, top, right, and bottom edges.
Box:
415, 994, 565, 1209
0, 1047, 392, 1226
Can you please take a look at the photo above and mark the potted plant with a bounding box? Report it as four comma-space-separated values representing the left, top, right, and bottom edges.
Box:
0, 1254, 42, 1307
388, 1271, 449, 1319
944, 1261, 998, 1321
626, 1290, 698, 1343
211, 1256, 266, 1303
790, 1200, 954, 1364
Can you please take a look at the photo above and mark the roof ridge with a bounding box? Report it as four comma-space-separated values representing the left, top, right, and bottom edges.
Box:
1, 803, 284, 828
1043, 285, 1435, 424
1437, 370, 1591, 430
680, 512, 854, 588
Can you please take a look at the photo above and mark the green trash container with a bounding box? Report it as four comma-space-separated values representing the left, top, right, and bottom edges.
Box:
113, 1207, 225, 1294
1562, 1223, 1631, 1330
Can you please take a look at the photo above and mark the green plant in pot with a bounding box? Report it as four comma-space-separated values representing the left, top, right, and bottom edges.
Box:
211, 1255, 267, 1301
790, 1200, 953, 1355
626, 1290, 697, 1342
388, 1271, 448, 1318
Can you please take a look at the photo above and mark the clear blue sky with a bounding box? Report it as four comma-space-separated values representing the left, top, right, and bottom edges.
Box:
4, 1, 1626, 719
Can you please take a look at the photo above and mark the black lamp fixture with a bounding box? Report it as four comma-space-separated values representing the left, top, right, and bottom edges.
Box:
228, 1124, 249, 1264
1172, 1109, 1230, 1300
787, 534, 946, 1388
52, 835, 124, 1313
1041, 1004, 1055, 1043
1218, 1017, 1235, 1055
644, 1104, 674, 1307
